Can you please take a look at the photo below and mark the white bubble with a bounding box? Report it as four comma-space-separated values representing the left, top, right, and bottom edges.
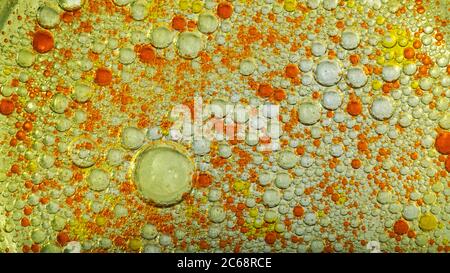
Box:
439, 113, 450, 129
106, 148, 124, 166
403, 63, 417, 75
176, 32, 203, 59
58, 0, 84, 11
330, 144, 344, 157
113, 0, 132, 6
307, 0, 321, 9
218, 144, 232, 158
239, 58, 256, 76
370, 96, 394, 121
403, 205, 420, 220
119, 48, 136, 64
141, 224, 158, 240
121, 127, 145, 150
277, 150, 297, 169
72, 83, 92, 103
321, 90, 342, 110
87, 169, 110, 191
131, 1, 148, 21
70, 137, 98, 168
275, 172, 291, 189
134, 144, 194, 206
311, 41, 326, 57
304, 213, 317, 226
398, 113, 413, 128
298, 101, 321, 125
198, 13, 219, 34
16, 49, 35, 68
382, 64, 401, 82
377, 191, 391, 204
50, 93, 70, 114
314, 60, 342, 86
208, 205, 226, 223
37, 6, 60, 29
151, 27, 174, 49
346, 67, 367, 88
263, 188, 281, 208
340, 31, 360, 50
311, 240, 324, 253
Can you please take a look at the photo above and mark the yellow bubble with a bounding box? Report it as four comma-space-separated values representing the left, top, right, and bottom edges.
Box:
398, 36, 409, 47
411, 80, 419, 89
96, 216, 106, 226
376, 16, 385, 25
284, 0, 297, 12
249, 208, 258, 218
129, 238, 142, 251
356, 5, 363, 13
28, 161, 38, 172
382, 33, 397, 48
372, 80, 382, 90
253, 219, 263, 228
419, 214, 438, 231
347, 0, 355, 8
179, 0, 190, 10
274, 223, 285, 233
376, 56, 385, 65
192, 0, 203, 13
233, 180, 249, 192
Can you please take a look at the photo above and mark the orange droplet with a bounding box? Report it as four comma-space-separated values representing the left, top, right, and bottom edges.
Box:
23, 121, 33, 132
0, 99, 15, 115
257, 83, 273, 98
351, 159, 362, 169
285, 64, 299, 78
138, 45, 156, 64
393, 219, 409, 235
57, 232, 70, 246
172, 15, 186, 31
346, 99, 362, 116
197, 173, 212, 187
94, 68, 113, 86
32, 30, 54, 53
293, 205, 304, 217
273, 89, 286, 101
412, 40, 421, 49
435, 131, 450, 155
217, 2, 233, 19
264, 232, 277, 245
403, 47, 415, 59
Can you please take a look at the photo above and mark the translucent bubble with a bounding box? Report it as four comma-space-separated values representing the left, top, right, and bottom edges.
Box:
37, 6, 60, 29
176, 32, 203, 59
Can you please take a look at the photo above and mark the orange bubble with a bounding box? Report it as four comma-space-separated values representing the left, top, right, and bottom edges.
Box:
32, 30, 54, 53
403, 47, 415, 59
172, 15, 186, 31
217, 2, 233, 19
435, 131, 450, 155
293, 205, 304, 217
0, 99, 15, 115
264, 232, 277, 245
257, 83, 274, 98
351, 159, 362, 169
393, 219, 409, 235
94, 68, 113, 86
285, 64, 299, 78
346, 99, 362, 116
